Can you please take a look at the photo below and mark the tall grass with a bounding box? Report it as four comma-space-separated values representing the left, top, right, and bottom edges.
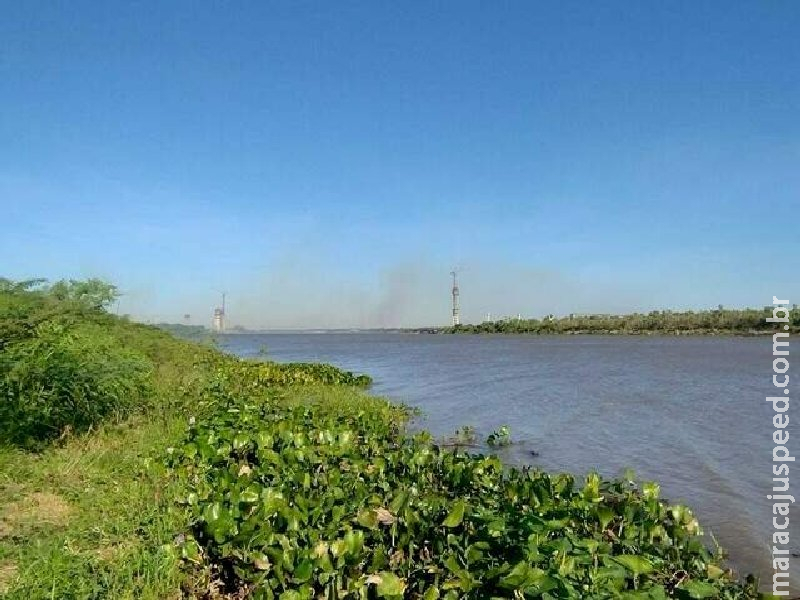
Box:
0, 321, 154, 449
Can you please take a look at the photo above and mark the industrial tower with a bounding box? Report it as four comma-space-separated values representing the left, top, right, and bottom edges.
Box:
212, 292, 226, 333
451, 270, 460, 326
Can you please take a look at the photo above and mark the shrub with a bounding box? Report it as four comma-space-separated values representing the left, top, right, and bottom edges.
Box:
0, 321, 154, 448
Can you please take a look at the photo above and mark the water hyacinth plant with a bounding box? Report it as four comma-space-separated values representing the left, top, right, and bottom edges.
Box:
169, 359, 760, 599
486, 425, 512, 448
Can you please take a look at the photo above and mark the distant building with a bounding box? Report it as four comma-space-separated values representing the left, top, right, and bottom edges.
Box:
212, 307, 224, 332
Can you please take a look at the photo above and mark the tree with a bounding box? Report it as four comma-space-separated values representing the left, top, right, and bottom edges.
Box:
48, 278, 119, 309
0, 277, 47, 293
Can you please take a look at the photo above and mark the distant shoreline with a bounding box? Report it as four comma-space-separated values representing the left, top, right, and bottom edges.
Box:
213, 328, 784, 336
438, 328, 788, 336
176, 307, 799, 337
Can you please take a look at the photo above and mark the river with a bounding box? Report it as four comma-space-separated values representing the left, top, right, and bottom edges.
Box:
218, 333, 798, 591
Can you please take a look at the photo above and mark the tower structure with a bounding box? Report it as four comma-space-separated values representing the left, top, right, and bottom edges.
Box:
212, 292, 226, 333
451, 270, 460, 326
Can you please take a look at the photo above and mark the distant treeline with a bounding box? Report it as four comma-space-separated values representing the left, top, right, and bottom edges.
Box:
446, 306, 799, 335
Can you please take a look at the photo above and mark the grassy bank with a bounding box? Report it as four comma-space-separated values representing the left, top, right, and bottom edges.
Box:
0, 413, 187, 598
0, 278, 212, 597
0, 279, 773, 598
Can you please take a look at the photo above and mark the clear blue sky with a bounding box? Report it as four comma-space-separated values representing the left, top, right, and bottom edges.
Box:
2, 2, 798, 327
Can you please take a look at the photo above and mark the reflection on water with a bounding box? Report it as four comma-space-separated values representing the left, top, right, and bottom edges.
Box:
219, 333, 799, 590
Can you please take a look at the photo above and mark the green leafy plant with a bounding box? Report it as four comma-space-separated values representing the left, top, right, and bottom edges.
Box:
486, 425, 511, 447
170, 372, 759, 598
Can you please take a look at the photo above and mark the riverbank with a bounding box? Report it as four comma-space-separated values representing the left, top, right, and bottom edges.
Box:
0, 280, 773, 597
414, 327, 785, 336
435, 306, 799, 336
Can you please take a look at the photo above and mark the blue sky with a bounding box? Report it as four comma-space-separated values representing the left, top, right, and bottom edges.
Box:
2, 2, 798, 327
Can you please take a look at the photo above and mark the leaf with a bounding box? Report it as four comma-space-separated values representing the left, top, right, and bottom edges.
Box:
203, 502, 220, 523
442, 500, 466, 528
239, 489, 259, 503
500, 562, 555, 592
681, 580, 719, 599
423, 587, 440, 600
180, 539, 202, 564
612, 555, 654, 576
253, 554, 271, 571
357, 508, 378, 529
376, 572, 406, 597
345, 529, 364, 555
293, 559, 313, 582
706, 564, 725, 580
642, 481, 660, 499
500, 562, 534, 587
597, 506, 615, 530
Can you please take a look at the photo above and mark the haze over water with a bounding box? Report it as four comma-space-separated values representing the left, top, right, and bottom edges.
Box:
220, 333, 799, 592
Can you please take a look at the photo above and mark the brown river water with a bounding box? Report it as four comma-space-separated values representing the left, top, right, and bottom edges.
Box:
219, 333, 798, 592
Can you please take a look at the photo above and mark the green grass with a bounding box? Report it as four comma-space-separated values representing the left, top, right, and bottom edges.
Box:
0, 413, 187, 599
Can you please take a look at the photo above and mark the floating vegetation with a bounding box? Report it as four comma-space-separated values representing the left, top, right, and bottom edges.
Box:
486, 425, 512, 447
440, 426, 478, 448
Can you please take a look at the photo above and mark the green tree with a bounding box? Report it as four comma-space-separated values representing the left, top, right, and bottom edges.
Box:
0, 277, 47, 293
48, 278, 119, 309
